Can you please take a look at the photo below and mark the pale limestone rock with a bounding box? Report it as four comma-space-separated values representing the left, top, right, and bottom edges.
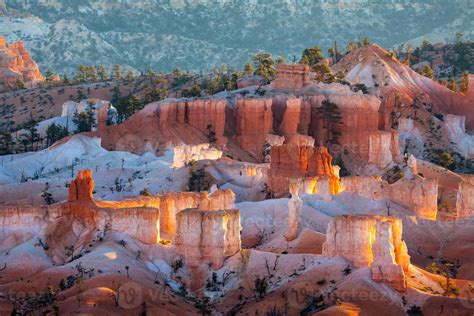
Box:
322, 215, 410, 291
384, 176, 438, 220
457, 181, 474, 219
170, 143, 222, 168
108, 207, 160, 244
285, 182, 303, 241
175, 208, 241, 269
342, 175, 438, 219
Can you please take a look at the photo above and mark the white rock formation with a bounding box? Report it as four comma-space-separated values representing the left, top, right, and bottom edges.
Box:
175, 208, 241, 269
285, 182, 303, 241
168, 143, 223, 168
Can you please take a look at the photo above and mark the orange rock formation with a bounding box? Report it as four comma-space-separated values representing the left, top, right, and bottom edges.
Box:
68, 169, 94, 202
235, 98, 273, 158
268, 145, 341, 196
0, 36, 43, 89
272, 64, 310, 91
323, 215, 410, 291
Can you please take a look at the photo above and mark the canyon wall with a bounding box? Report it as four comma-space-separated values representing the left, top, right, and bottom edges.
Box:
323, 215, 410, 291
107, 207, 160, 244
0, 36, 43, 90
235, 98, 273, 159
341, 175, 438, 220
175, 208, 241, 269
157, 99, 228, 146
307, 92, 399, 169
268, 145, 341, 196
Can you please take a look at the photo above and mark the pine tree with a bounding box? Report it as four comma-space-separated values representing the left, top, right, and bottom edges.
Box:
316, 99, 343, 145
72, 108, 96, 133
313, 63, 333, 83
111, 64, 123, 80
46, 123, 69, 146
44, 69, 55, 84
125, 70, 135, 81
460, 72, 469, 94
75, 65, 87, 82
86, 66, 97, 82
346, 41, 357, 53
243, 63, 254, 75
448, 76, 458, 92
363, 36, 370, 46
97, 65, 108, 81
15, 78, 25, 90
41, 182, 55, 205
62, 73, 70, 85
299, 46, 323, 66
252, 52, 276, 81
422, 64, 434, 79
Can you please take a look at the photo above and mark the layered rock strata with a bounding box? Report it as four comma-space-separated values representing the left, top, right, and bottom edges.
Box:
341, 175, 438, 220
175, 208, 241, 269
0, 36, 43, 89
268, 145, 341, 196
272, 64, 310, 91
235, 98, 273, 158
322, 215, 410, 291
457, 181, 474, 219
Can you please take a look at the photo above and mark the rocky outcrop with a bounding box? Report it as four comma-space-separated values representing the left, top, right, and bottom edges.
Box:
237, 75, 265, 89
107, 207, 160, 244
68, 169, 94, 203
342, 175, 438, 220
385, 176, 438, 220
175, 208, 241, 269
0, 36, 43, 90
268, 145, 341, 196
235, 98, 273, 158
457, 181, 474, 219
158, 99, 228, 146
272, 64, 310, 91
169, 144, 222, 168
323, 215, 410, 291
307, 89, 399, 169
285, 182, 302, 241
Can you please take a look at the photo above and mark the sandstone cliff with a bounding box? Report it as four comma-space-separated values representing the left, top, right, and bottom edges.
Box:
235, 98, 273, 159
323, 215, 410, 291
175, 208, 241, 269
0, 36, 43, 90
268, 145, 341, 196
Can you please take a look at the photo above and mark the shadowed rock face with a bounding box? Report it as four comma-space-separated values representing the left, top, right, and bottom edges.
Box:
268, 145, 341, 196
0, 36, 43, 89
323, 215, 410, 292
